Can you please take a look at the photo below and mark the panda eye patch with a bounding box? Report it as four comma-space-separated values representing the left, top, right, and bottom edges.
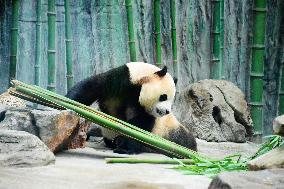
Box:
159, 94, 167, 101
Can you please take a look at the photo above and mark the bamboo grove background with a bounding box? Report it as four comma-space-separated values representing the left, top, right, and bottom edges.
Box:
0, 0, 283, 137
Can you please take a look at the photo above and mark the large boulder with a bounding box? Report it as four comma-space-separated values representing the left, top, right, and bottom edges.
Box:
208, 169, 284, 189
174, 80, 253, 142
0, 130, 55, 167
0, 107, 90, 153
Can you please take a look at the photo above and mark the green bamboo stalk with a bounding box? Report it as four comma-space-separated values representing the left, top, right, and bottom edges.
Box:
125, 0, 137, 62
170, 0, 178, 80
220, 0, 224, 79
250, 0, 266, 136
35, 0, 42, 86
105, 158, 193, 164
279, 64, 284, 115
9, 0, 20, 82
47, 0, 56, 92
9, 80, 207, 160
154, 0, 162, 66
64, 0, 73, 90
210, 0, 221, 79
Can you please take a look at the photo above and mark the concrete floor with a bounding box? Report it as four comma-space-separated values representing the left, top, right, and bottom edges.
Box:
0, 147, 212, 189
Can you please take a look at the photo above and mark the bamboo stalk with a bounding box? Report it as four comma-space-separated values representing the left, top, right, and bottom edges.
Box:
154, 0, 162, 66
47, 0, 56, 92
9, 0, 20, 82
279, 64, 284, 115
220, 0, 224, 79
105, 158, 193, 164
250, 0, 266, 136
125, 0, 137, 62
35, 0, 42, 86
210, 0, 221, 79
170, 0, 178, 80
64, 0, 73, 90
9, 80, 208, 160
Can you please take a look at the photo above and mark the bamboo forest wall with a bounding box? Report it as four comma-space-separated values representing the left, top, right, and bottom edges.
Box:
0, 0, 284, 136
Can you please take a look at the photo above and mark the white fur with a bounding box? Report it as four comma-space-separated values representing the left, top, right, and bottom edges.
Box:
151, 100, 172, 117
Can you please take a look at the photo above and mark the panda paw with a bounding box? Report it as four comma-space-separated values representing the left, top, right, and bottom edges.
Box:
112, 136, 144, 155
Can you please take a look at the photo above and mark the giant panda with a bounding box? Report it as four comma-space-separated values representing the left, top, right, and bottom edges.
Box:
66, 62, 197, 155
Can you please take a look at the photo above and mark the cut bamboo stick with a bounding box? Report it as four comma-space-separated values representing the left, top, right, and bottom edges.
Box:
250, 0, 266, 136
47, 0, 56, 92
105, 158, 193, 164
64, 0, 74, 90
9, 0, 20, 82
125, 0, 137, 62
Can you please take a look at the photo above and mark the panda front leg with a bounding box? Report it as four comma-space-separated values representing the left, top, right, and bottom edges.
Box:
111, 115, 151, 154
112, 136, 144, 154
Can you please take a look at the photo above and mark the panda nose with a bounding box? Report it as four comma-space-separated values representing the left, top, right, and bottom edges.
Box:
165, 110, 169, 114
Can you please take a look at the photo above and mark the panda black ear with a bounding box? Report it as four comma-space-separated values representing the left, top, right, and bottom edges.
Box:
174, 77, 178, 84
154, 66, 167, 77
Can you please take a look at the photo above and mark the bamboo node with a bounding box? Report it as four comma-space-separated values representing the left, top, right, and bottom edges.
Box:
65, 39, 72, 42
250, 72, 264, 77
248, 102, 263, 107
47, 50, 56, 53
66, 75, 74, 78
47, 11, 57, 15
252, 8, 267, 12
11, 27, 18, 31
128, 40, 135, 44
34, 65, 40, 68
251, 45, 265, 49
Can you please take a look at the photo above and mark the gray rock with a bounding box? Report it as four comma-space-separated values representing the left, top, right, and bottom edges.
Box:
208, 169, 284, 189
196, 139, 259, 160
0, 108, 38, 135
0, 130, 55, 167
0, 92, 26, 108
273, 115, 284, 136
174, 80, 253, 142
0, 107, 88, 153
248, 146, 284, 170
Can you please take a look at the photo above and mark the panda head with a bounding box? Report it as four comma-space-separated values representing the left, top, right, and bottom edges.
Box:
127, 63, 176, 118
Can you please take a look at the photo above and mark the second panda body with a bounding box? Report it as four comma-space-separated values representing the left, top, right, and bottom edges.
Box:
66, 62, 197, 154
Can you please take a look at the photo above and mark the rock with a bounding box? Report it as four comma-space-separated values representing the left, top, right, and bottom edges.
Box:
248, 146, 284, 170
0, 130, 55, 167
174, 80, 253, 142
0, 92, 26, 108
0, 108, 38, 135
273, 115, 284, 136
208, 169, 284, 189
0, 107, 90, 153
196, 139, 259, 160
